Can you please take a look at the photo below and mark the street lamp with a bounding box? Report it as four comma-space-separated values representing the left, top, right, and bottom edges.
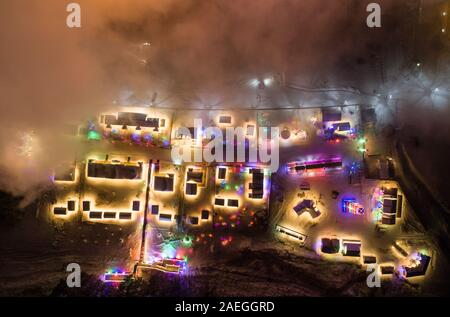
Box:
263, 78, 273, 87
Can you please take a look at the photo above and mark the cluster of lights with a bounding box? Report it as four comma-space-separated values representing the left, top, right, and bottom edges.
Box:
220, 235, 233, 246
398, 251, 432, 278
213, 206, 262, 229
87, 130, 101, 141
148, 257, 188, 274
249, 77, 274, 88
323, 126, 357, 144
286, 157, 343, 176
103, 269, 132, 284
371, 188, 384, 222
182, 235, 193, 248
220, 181, 244, 195
195, 232, 215, 245
357, 137, 366, 153
214, 213, 242, 228
342, 199, 365, 215
349, 161, 361, 176
102, 127, 169, 148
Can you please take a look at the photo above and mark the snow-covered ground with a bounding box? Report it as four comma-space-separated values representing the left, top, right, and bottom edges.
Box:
1, 105, 448, 296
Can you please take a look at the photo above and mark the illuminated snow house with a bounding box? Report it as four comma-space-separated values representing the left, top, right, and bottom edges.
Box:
287, 157, 342, 176
321, 237, 340, 254
381, 187, 402, 225
81, 156, 146, 222
87, 159, 143, 180
342, 239, 361, 257
402, 253, 431, 278
293, 199, 321, 218
276, 225, 307, 244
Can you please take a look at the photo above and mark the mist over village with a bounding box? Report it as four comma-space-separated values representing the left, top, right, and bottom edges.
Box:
1, 0, 450, 308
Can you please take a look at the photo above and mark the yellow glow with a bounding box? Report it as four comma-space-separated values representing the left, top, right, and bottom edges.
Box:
79, 190, 143, 223
315, 234, 364, 263
51, 202, 79, 220
275, 224, 307, 244
99, 106, 172, 132
54, 165, 80, 184
85, 157, 147, 184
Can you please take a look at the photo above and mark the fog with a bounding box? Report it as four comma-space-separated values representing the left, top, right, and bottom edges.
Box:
0, 0, 448, 203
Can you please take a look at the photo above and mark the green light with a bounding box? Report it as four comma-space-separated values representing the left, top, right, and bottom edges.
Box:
87, 130, 101, 141
358, 138, 366, 144
373, 209, 382, 222
420, 249, 429, 256
225, 185, 230, 190
182, 235, 193, 247
161, 242, 177, 259
358, 147, 366, 153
